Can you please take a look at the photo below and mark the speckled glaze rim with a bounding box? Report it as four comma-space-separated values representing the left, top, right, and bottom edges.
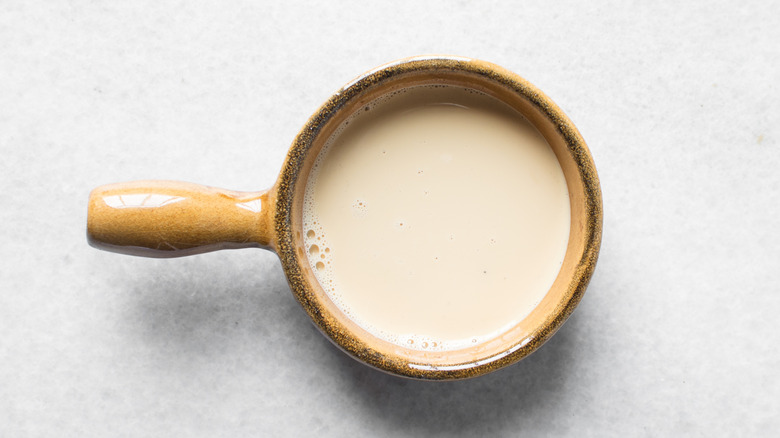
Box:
274, 56, 603, 380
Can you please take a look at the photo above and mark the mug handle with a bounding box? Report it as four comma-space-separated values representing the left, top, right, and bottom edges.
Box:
87, 181, 274, 257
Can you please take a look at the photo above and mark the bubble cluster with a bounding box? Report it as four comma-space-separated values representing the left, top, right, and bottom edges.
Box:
351, 199, 368, 217
395, 335, 448, 351
302, 226, 334, 290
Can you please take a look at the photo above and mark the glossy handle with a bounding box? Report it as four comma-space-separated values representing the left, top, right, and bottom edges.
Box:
87, 181, 274, 257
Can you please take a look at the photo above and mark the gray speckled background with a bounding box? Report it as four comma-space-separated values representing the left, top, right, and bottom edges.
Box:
1, 1, 778, 436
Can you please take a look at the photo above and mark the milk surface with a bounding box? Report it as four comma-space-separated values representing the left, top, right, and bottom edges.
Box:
303, 86, 570, 351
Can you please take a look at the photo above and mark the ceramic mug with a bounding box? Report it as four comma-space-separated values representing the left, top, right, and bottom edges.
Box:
87, 56, 602, 379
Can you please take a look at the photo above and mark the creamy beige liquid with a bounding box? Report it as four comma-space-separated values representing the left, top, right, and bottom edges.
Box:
302, 85, 570, 351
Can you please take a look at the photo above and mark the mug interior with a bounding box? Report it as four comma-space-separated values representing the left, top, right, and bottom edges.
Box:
275, 57, 601, 379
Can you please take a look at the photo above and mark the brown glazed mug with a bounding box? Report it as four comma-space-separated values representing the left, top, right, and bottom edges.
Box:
87, 56, 602, 380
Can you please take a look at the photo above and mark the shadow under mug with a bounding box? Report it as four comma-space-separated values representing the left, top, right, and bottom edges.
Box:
87, 56, 603, 380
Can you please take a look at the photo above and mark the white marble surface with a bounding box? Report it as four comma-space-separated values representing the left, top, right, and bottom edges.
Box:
1, 1, 778, 436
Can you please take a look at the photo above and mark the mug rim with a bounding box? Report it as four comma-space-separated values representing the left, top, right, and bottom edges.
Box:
273, 55, 603, 379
